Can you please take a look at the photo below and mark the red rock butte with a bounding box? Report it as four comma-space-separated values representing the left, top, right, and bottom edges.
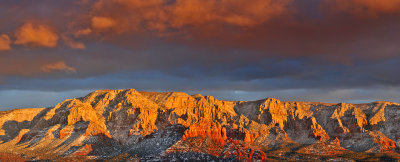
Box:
0, 89, 400, 161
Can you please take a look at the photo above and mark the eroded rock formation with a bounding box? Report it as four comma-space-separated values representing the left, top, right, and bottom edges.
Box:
0, 89, 400, 161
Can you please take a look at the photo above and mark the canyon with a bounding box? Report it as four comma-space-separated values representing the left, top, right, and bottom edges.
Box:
0, 89, 400, 161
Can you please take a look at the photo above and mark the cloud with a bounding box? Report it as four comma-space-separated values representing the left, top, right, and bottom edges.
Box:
40, 61, 76, 73
74, 28, 92, 37
87, 0, 166, 34
85, 0, 292, 35
2, 0, 400, 108
169, 0, 292, 27
0, 34, 11, 51
0, 53, 76, 76
61, 35, 85, 49
14, 23, 59, 48
78, 0, 400, 63
321, 0, 400, 17
91, 16, 117, 30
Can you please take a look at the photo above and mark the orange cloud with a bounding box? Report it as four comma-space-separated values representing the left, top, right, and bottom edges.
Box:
91, 16, 117, 30
61, 35, 85, 49
170, 0, 292, 27
322, 0, 400, 17
0, 57, 77, 76
74, 28, 92, 37
0, 34, 11, 51
86, 0, 292, 35
41, 61, 76, 73
14, 23, 59, 48
88, 0, 167, 34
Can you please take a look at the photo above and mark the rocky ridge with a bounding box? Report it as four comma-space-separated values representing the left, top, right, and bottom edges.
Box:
0, 89, 400, 161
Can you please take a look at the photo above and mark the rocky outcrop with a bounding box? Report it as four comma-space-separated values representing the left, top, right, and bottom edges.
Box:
0, 89, 400, 161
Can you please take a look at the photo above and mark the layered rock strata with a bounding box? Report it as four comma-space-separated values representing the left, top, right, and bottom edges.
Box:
0, 89, 400, 161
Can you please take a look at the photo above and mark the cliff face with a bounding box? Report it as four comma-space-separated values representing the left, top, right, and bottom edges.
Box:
0, 89, 400, 161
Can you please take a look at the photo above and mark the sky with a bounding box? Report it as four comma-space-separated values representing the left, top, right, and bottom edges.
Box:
1, 0, 400, 110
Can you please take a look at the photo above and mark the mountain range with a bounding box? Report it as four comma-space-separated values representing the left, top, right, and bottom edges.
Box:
0, 89, 400, 161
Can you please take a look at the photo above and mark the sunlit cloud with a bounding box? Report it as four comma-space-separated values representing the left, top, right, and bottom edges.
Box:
14, 23, 59, 48
40, 61, 76, 73
91, 16, 117, 31
0, 34, 11, 51
84, 0, 292, 35
74, 28, 92, 37
170, 0, 292, 27
61, 35, 86, 49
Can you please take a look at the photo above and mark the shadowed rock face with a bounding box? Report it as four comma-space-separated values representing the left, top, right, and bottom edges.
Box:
0, 89, 400, 161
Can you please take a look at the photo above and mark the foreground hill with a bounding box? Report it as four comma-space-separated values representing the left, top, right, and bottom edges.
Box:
1, 89, 400, 161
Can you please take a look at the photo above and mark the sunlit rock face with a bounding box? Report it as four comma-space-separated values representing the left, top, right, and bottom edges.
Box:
1, 89, 400, 161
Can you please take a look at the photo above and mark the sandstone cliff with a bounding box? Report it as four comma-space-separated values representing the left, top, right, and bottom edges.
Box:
0, 89, 399, 161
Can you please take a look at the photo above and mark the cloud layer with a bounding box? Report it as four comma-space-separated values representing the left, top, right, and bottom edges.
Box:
1, 0, 400, 109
